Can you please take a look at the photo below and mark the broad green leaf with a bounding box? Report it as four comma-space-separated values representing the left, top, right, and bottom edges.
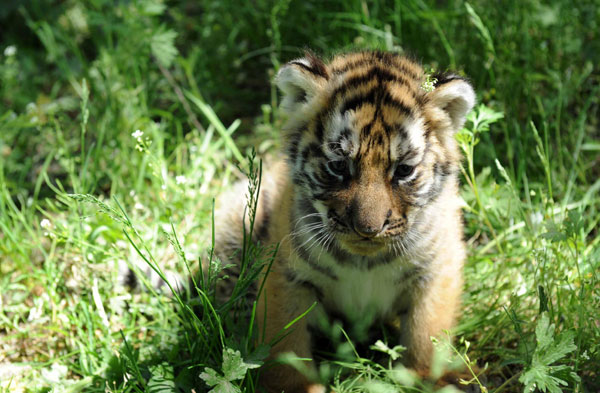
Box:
200, 367, 223, 386
222, 348, 260, 381
200, 368, 241, 393
210, 380, 240, 393
151, 28, 178, 68
534, 313, 554, 350
564, 210, 583, 237
519, 313, 578, 393
141, 0, 167, 15
540, 223, 567, 242
537, 331, 577, 367
520, 364, 568, 393
466, 104, 504, 133
148, 362, 176, 393
200, 347, 261, 393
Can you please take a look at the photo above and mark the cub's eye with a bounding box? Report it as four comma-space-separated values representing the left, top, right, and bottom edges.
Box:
327, 160, 349, 177
394, 164, 415, 180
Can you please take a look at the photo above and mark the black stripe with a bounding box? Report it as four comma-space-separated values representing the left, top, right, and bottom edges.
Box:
395, 266, 425, 285
315, 115, 325, 142
381, 90, 413, 115
289, 60, 327, 79
331, 59, 371, 74
423, 119, 434, 138
332, 66, 414, 99
360, 122, 374, 138
295, 89, 307, 103
284, 269, 325, 301
340, 88, 377, 113
436, 161, 453, 177
373, 66, 409, 83
331, 53, 420, 81
287, 131, 302, 161
312, 192, 329, 201
417, 161, 456, 203
386, 222, 404, 231
404, 173, 422, 188
302, 51, 330, 79
374, 133, 385, 146
394, 63, 421, 81
341, 127, 352, 140
432, 72, 466, 87
316, 162, 337, 183
396, 149, 417, 163
300, 142, 320, 163
416, 93, 429, 107
312, 166, 343, 190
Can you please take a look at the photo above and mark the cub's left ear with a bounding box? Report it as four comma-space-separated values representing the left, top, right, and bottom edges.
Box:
428, 75, 475, 131
275, 54, 329, 114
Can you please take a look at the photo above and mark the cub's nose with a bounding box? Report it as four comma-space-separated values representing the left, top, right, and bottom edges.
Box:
352, 220, 384, 238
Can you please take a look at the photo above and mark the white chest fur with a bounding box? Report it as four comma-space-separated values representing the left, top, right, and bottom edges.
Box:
290, 249, 417, 325
323, 263, 403, 321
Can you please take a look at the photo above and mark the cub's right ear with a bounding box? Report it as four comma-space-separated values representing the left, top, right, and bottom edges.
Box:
275, 55, 329, 114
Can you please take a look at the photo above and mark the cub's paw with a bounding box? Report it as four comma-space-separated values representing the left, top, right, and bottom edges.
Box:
306, 383, 328, 393
416, 367, 486, 393
264, 383, 330, 393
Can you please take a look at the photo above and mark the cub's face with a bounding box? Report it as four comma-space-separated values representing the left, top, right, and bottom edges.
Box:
276, 52, 475, 256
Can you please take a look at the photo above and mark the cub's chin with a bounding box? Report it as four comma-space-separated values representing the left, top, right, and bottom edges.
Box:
338, 236, 387, 257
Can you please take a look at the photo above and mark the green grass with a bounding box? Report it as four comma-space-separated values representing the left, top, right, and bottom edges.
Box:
0, 0, 598, 392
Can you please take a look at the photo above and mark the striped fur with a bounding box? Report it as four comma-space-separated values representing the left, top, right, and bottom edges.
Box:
214, 51, 475, 392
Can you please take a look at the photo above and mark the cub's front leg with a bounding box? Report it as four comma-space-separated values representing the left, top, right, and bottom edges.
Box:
257, 268, 325, 393
403, 262, 464, 372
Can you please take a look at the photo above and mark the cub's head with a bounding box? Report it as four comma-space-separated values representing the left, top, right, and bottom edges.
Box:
276, 51, 474, 256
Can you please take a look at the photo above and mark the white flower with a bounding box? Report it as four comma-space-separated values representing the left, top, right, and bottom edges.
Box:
41, 363, 68, 383
4, 45, 16, 57
27, 300, 43, 321
176, 175, 187, 185
131, 129, 144, 139
134, 202, 145, 211
40, 218, 52, 230
530, 211, 543, 226
421, 78, 437, 92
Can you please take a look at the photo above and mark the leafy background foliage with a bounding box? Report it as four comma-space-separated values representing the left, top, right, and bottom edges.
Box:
0, 0, 598, 392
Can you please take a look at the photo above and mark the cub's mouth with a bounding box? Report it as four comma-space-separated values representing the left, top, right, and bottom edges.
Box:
337, 234, 387, 256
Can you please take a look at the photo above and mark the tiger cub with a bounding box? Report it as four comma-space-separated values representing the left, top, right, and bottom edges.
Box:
214, 51, 475, 393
